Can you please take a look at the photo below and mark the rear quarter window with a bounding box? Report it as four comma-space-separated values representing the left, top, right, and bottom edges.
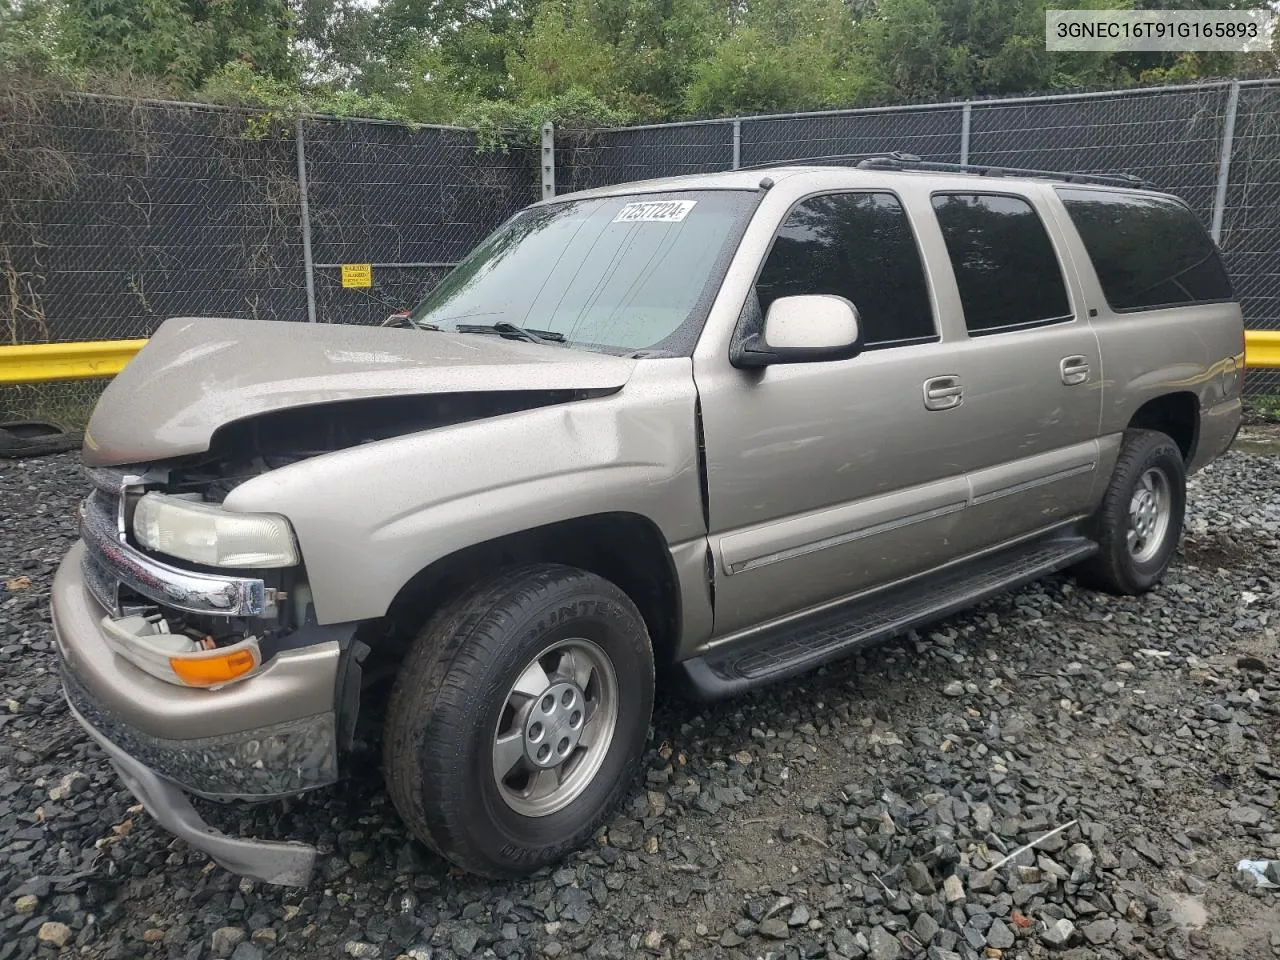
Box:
1056, 188, 1234, 312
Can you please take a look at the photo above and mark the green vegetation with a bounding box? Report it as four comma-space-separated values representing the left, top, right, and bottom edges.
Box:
1, 0, 1277, 137
1244, 394, 1280, 424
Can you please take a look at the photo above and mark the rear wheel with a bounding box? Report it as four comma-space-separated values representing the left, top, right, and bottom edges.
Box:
1076, 428, 1186, 595
383, 563, 653, 877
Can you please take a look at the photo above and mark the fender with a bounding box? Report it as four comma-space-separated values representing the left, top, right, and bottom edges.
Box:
223, 360, 708, 626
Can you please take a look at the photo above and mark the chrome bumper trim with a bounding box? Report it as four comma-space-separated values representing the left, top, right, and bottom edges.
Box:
80, 490, 276, 618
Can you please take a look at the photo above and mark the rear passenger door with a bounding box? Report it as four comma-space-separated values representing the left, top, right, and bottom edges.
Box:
926, 190, 1104, 546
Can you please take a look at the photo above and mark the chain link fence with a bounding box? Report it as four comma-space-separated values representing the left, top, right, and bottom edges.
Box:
302, 116, 534, 326
3, 79, 1279, 425
1222, 83, 1280, 394
0, 91, 538, 422
561, 78, 1280, 394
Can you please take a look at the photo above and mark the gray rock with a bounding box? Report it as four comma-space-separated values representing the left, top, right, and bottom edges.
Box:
1082, 918, 1117, 945
788, 904, 810, 926
230, 944, 264, 960
763, 896, 794, 919
868, 926, 902, 960
1041, 918, 1076, 948
1063, 843, 1094, 868
451, 927, 480, 955
943, 874, 965, 904
759, 918, 790, 940
912, 912, 940, 946
962, 925, 987, 951
969, 869, 998, 892
1132, 836, 1165, 866
943, 681, 964, 697
832, 926, 857, 957
905, 861, 936, 894
986, 922, 1015, 949
1204, 703, 1232, 722
972, 803, 993, 833
343, 943, 381, 958
1228, 805, 1265, 827
212, 928, 247, 958
1016, 865, 1043, 884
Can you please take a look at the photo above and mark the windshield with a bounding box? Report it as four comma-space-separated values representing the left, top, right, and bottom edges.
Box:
408, 190, 758, 355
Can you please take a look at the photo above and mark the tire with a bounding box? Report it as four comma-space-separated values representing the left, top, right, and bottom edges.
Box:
383, 563, 654, 877
0, 420, 81, 459
1075, 428, 1186, 595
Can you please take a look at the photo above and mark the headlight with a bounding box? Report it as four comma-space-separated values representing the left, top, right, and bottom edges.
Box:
133, 492, 300, 568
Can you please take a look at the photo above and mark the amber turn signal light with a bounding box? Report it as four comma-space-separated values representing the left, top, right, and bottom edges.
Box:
170, 649, 257, 687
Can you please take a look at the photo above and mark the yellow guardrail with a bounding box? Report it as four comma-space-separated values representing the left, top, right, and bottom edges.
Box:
1, 329, 1278, 386
1247, 329, 1280, 370
0, 339, 149, 384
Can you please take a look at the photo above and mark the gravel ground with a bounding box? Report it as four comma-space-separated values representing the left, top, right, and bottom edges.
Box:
2, 448, 1278, 960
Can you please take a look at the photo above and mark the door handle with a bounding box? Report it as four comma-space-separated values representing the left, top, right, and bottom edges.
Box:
1060, 355, 1090, 386
923, 375, 963, 411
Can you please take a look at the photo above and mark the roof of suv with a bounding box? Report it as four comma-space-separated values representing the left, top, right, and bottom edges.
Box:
550, 164, 1170, 205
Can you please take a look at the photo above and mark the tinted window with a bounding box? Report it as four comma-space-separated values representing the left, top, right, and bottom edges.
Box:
409, 190, 758, 355
756, 192, 935, 348
1057, 188, 1233, 311
931, 193, 1072, 335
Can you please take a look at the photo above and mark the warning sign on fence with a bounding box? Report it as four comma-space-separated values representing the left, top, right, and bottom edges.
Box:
341, 264, 372, 288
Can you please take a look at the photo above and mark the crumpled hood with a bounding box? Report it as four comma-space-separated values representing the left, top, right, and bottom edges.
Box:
83, 316, 635, 466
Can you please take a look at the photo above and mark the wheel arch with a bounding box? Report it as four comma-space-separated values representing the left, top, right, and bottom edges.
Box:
377, 512, 683, 670
1126, 391, 1199, 463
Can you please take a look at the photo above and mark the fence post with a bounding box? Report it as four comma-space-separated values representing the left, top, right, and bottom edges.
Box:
295, 117, 318, 323
1210, 81, 1240, 244
960, 102, 972, 166
732, 119, 742, 170
541, 123, 556, 200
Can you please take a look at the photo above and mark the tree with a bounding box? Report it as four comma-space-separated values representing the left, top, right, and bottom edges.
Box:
35, 0, 297, 86
683, 0, 862, 116
4, 0, 1277, 127
506, 0, 618, 103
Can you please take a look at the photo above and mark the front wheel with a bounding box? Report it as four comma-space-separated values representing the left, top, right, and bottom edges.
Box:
383, 563, 654, 877
1076, 428, 1186, 595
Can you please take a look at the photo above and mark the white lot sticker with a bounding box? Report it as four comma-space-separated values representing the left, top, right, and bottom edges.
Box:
613, 200, 698, 223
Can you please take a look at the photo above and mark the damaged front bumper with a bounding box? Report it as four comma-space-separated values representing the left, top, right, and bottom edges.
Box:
52, 542, 348, 885
66, 698, 318, 886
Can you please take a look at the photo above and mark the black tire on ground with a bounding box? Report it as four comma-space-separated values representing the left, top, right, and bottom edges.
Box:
383, 563, 654, 878
0, 420, 82, 459
1075, 428, 1186, 595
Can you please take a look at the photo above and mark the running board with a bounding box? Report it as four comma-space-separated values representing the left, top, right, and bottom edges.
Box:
680, 536, 1098, 700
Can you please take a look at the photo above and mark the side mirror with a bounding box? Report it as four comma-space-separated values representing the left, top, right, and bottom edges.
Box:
732, 295, 862, 369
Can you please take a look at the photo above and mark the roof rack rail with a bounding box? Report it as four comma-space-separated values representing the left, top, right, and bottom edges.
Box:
856, 153, 1155, 190
737, 151, 904, 171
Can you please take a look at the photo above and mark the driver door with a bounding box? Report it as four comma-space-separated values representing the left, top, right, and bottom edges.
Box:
694, 190, 979, 636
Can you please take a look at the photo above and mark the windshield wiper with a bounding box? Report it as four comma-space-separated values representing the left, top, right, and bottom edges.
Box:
455, 322, 566, 345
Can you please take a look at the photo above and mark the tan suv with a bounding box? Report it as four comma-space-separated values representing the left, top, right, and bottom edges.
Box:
52, 158, 1244, 885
